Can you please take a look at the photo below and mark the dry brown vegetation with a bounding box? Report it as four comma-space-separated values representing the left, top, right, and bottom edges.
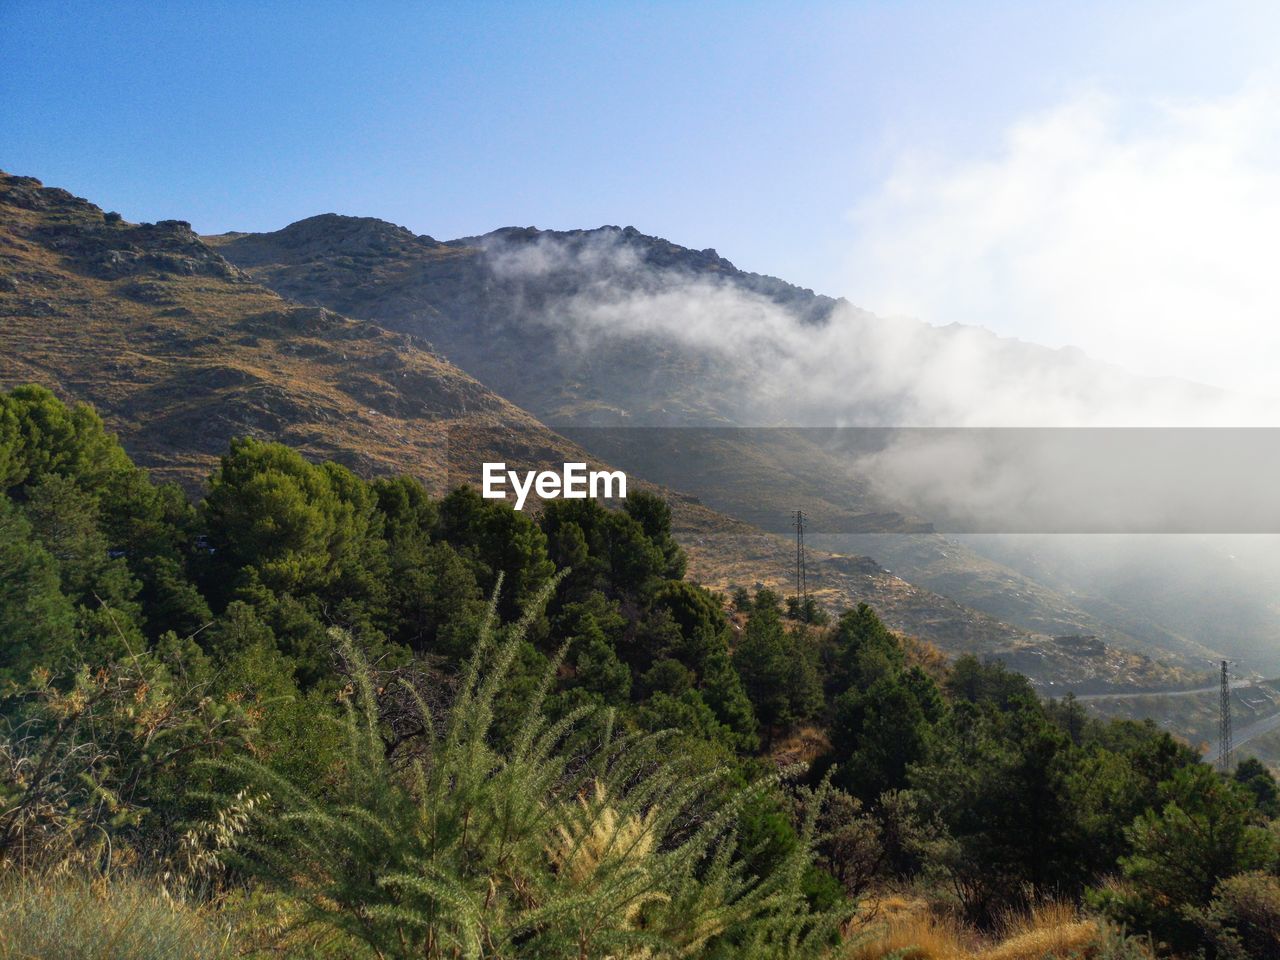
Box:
850, 896, 1149, 960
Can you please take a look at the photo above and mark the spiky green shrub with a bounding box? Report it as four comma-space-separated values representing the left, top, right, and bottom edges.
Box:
1189, 871, 1280, 960
215, 576, 853, 959
0, 872, 234, 960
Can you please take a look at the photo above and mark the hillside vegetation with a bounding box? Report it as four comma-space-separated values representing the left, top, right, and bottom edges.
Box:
0, 385, 1277, 958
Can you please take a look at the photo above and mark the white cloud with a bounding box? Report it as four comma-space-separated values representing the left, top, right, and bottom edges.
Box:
844, 81, 1280, 399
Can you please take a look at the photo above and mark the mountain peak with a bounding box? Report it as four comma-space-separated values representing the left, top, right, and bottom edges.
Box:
1, 169, 243, 283
287, 213, 432, 244
205, 213, 442, 267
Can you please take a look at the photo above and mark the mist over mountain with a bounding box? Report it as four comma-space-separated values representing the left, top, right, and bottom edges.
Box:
16, 6, 1280, 950
213, 216, 1260, 430
213, 215, 1280, 673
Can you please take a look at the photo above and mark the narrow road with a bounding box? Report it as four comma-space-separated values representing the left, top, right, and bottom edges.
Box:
1068, 677, 1280, 754
1073, 680, 1275, 702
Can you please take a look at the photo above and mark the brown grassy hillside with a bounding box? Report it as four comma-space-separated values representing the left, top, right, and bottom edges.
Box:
0, 173, 535, 489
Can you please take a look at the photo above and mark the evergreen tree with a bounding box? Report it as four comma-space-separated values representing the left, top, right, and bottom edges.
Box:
438, 485, 555, 629
649, 579, 726, 673
202, 438, 389, 609
22, 474, 145, 659
1235, 756, 1280, 818
829, 602, 901, 693
700, 647, 760, 752
541, 498, 665, 600
909, 698, 1083, 923
0, 384, 132, 496
946, 655, 1037, 712
624, 489, 687, 580
734, 596, 820, 737
555, 593, 631, 705
1097, 763, 1279, 952
1124, 764, 1278, 905
830, 674, 932, 802
0, 496, 76, 682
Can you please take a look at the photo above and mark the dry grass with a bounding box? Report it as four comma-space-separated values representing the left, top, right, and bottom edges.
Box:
870, 894, 926, 918
769, 724, 833, 767
0, 872, 233, 960
902, 635, 952, 683
850, 909, 972, 960
851, 897, 1123, 960
984, 902, 1099, 960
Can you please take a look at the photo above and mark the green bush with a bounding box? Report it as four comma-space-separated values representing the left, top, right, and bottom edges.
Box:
1190, 871, 1280, 960
1090, 920, 1157, 960
1092, 764, 1278, 953
0, 646, 251, 872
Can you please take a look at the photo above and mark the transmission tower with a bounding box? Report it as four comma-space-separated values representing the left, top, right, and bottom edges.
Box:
792, 509, 808, 618
1219, 659, 1233, 773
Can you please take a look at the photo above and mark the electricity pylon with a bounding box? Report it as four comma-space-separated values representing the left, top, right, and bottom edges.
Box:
792, 509, 808, 618
1219, 659, 1233, 773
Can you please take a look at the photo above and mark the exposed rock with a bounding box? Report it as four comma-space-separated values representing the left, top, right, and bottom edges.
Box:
120, 279, 176, 304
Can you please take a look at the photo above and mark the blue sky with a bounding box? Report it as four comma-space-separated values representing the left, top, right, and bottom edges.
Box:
6, 1, 1280, 391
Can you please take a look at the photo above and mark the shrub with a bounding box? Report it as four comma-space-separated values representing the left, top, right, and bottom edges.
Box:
1094, 764, 1278, 951
791, 784, 885, 901
214, 576, 852, 959
1087, 923, 1157, 960
0, 645, 250, 872
1189, 871, 1280, 960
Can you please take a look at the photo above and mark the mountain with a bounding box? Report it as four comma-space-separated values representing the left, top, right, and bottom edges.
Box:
0, 176, 544, 490
210, 215, 1264, 671
1, 170, 1153, 687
